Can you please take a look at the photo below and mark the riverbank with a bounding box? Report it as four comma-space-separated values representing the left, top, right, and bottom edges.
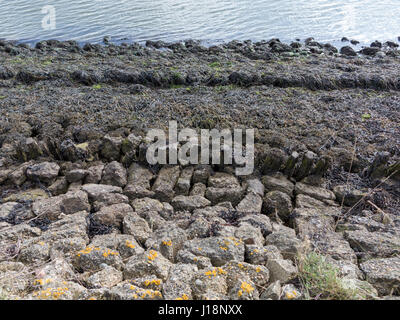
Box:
0, 38, 399, 300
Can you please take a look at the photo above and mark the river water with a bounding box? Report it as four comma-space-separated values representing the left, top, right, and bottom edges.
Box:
1, 0, 400, 46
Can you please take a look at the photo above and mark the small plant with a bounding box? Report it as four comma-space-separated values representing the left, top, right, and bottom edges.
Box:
297, 252, 358, 300
362, 113, 371, 121
92, 84, 102, 89
208, 61, 221, 69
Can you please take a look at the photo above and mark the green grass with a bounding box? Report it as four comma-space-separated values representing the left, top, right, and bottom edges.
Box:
297, 252, 358, 300
92, 84, 102, 90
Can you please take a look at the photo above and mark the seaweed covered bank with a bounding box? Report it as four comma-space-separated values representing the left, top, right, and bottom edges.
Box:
0, 38, 399, 300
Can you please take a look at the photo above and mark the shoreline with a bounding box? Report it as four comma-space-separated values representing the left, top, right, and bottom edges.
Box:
0, 37, 399, 300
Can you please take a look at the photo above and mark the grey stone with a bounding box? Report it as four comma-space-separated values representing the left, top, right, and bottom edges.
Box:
262, 174, 294, 196
101, 161, 127, 187
360, 257, 400, 296
263, 191, 293, 220
26, 162, 60, 184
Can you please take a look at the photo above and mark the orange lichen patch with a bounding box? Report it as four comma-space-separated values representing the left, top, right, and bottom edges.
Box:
162, 240, 172, 247
76, 246, 94, 256
144, 279, 161, 287
285, 290, 298, 299
204, 267, 227, 279
219, 246, 228, 251
255, 267, 261, 273
197, 247, 202, 251
125, 240, 136, 249
147, 250, 158, 261
88, 297, 97, 300
34, 278, 52, 286
38, 241, 45, 246
136, 288, 162, 300
175, 294, 189, 300
237, 263, 247, 270
102, 249, 119, 258
32, 287, 69, 300
238, 282, 254, 297
34, 279, 44, 286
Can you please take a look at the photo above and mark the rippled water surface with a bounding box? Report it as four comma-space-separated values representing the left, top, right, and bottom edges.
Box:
1, 0, 400, 45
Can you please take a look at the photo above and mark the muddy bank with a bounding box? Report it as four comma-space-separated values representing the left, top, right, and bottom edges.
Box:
0, 38, 399, 300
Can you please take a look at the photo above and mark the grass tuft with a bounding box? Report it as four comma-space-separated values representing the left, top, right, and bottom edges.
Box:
297, 252, 358, 300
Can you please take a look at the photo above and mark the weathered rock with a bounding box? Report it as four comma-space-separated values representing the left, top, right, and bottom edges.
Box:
333, 185, 366, 206
48, 177, 69, 196
176, 249, 213, 269
236, 192, 263, 214
234, 223, 264, 246
163, 263, 198, 300
84, 164, 104, 184
190, 182, 207, 196
191, 267, 228, 298
183, 236, 245, 266
32, 190, 90, 221
229, 279, 259, 300
205, 187, 244, 206
26, 162, 60, 184
192, 165, 213, 184
123, 249, 172, 281
123, 162, 154, 199
100, 161, 127, 187
7, 162, 31, 186
90, 234, 144, 259
171, 195, 211, 211
145, 224, 188, 262
86, 265, 123, 289
340, 46, 357, 56
92, 192, 129, 211
295, 182, 335, 201
208, 172, 240, 188
262, 174, 294, 196
123, 213, 152, 245
175, 166, 194, 195
106, 281, 163, 300
73, 245, 124, 272
81, 183, 122, 202
225, 261, 269, 288
151, 166, 180, 202
130, 197, 173, 220
360, 257, 400, 295
245, 178, 264, 196
281, 284, 302, 300
260, 280, 281, 300
100, 134, 122, 161
267, 259, 297, 283
344, 230, 400, 259
263, 191, 293, 220
66, 169, 88, 183
0, 202, 34, 223
92, 203, 134, 227
341, 278, 378, 299
0, 261, 33, 296
17, 239, 50, 264
265, 229, 302, 260
295, 194, 339, 211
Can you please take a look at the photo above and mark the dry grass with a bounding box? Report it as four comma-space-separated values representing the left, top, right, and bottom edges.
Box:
296, 252, 358, 300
